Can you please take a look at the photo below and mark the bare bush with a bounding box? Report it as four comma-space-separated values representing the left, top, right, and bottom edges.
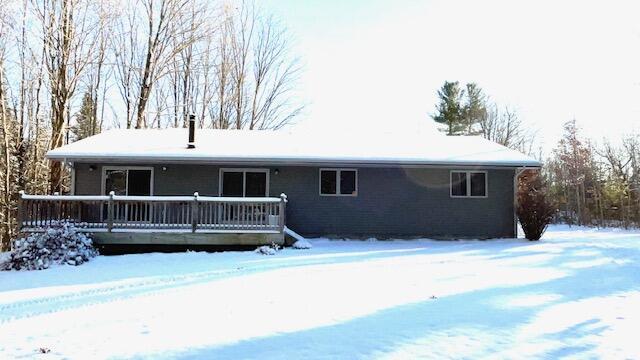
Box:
517, 170, 555, 240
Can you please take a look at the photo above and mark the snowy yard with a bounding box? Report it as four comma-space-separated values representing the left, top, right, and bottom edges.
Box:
1, 225, 639, 359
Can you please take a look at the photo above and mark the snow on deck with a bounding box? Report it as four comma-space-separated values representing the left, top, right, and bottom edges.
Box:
1, 225, 639, 359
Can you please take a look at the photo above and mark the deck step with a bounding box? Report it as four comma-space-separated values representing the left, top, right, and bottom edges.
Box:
284, 227, 312, 249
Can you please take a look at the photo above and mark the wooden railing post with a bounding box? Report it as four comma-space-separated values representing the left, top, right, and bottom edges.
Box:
192, 192, 199, 233
107, 191, 114, 232
53, 192, 61, 224
17, 190, 24, 233
279, 193, 287, 232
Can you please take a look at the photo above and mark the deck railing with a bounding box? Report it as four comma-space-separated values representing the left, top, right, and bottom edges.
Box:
18, 191, 287, 234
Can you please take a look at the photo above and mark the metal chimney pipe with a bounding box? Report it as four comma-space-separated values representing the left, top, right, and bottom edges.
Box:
187, 114, 195, 149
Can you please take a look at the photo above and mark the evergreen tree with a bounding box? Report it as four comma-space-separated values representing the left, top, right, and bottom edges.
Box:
432, 81, 465, 135
462, 83, 486, 135
71, 92, 100, 141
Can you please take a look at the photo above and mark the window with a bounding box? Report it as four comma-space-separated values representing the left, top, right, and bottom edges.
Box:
450, 171, 487, 198
102, 167, 154, 222
320, 169, 357, 196
220, 169, 269, 197
320, 170, 337, 195
102, 167, 153, 196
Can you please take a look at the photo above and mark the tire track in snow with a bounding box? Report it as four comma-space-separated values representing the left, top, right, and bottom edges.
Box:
0, 247, 436, 323
0, 262, 284, 323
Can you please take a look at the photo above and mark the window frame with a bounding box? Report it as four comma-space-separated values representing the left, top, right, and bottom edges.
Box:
450, 170, 488, 198
101, 166, 155, 196
319, 168, 358, 197
218, 168, 270, 197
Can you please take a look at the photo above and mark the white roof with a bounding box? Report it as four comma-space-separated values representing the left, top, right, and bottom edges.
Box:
47, 128, 541, 167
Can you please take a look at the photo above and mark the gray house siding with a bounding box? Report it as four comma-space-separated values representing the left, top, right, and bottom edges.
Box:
73, 163, 515, 239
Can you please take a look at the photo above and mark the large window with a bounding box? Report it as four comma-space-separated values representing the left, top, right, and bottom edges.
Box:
451, 171, 487, 198
102, 167, 153, 196
102, 167, 154, 222
220, 169, 269, 197
320, 169, 357, 196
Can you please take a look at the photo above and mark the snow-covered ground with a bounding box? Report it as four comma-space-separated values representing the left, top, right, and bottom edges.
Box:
1, 225, 639, 359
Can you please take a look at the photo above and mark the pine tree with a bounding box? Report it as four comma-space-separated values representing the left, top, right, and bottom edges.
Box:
71, 92, 100, 141
462, 83, 486, 135
432, 81, 465, 135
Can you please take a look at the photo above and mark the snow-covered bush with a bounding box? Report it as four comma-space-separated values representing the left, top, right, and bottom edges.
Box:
517, 171, 555, 240
255, 242, 281, 255
1, 221, 98, 271
292, 238, 312, 249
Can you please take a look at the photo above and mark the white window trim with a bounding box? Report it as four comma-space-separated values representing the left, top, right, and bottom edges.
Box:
70, 165, 76, 195
450, 170, 488, 198
319, 168, 358, 197
101, 166, 155, 196
218, 168, 270, 197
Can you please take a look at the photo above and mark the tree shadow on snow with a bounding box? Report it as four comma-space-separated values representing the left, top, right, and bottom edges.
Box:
167, 240, 640, 359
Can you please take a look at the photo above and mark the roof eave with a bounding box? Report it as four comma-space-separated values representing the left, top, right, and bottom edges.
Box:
47, 153, 542, 169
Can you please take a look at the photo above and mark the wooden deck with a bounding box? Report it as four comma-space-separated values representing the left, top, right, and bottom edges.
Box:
18, 192, 287, 245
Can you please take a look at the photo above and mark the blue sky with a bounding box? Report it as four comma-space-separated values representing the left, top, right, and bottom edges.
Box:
261, 0, 640, 151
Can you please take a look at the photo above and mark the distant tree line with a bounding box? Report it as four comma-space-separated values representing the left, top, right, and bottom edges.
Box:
546, 120, 640, 228
0, 0, 302, 251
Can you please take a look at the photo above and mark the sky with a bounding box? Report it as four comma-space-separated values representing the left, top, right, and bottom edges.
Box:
261, 0, 640, 152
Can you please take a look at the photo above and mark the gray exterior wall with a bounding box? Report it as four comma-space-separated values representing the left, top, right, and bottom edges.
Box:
73, 163, 516, 239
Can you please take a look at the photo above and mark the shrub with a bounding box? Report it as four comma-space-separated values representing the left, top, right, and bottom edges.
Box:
1, 221, 98, 271
517, 170, 556, 240
255, 242, 281, 255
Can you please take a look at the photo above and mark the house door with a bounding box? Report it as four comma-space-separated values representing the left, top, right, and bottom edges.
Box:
220, 169, 268, 197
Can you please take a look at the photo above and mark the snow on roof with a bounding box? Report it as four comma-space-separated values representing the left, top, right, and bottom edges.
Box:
47, 128, 541, 167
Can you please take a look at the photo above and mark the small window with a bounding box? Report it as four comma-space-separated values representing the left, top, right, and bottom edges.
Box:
320, 170, 337, 195
451, 171, 487, 198
340, 170, 357, 195
320, 169, 357, 196
451, 172, 467, 197
470, 172, 486, 197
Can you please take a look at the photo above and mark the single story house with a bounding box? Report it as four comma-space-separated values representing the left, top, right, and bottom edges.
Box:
19, 122, 540, 245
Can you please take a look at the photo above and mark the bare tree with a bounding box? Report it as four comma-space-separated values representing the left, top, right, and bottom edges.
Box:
38, 0, 101, 192
203, 2, 301, 130
229, 1, 255, 129
210, 11, 234, 129
112, 4, 139, 129
84, 1, 112, 138
480, 104, 536, 155
132, 0, 205, 129
248, 15, 301, 130
595, 135, 640, 227
0, 0, 15, 248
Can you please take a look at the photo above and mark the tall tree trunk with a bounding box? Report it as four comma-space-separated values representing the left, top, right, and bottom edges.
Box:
0, 66, 13, 248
